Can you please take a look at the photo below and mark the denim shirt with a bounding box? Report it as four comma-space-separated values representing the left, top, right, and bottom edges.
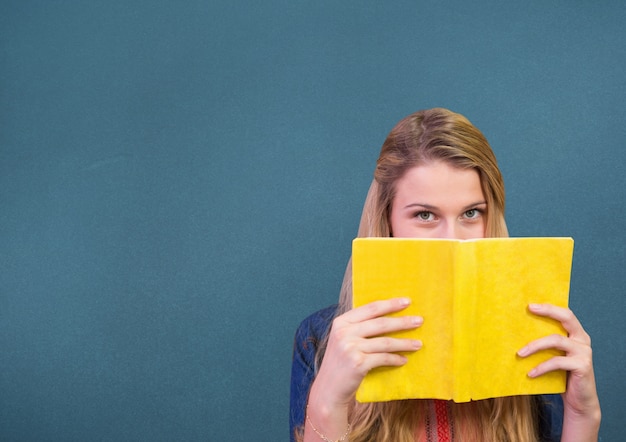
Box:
290, 305, 564, 442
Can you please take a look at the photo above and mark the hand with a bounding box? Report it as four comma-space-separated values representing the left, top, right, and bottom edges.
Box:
304, 298, 422, 441
517, 303, 601, 440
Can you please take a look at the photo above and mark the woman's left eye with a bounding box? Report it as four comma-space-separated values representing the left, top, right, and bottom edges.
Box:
464, 209, 480, 218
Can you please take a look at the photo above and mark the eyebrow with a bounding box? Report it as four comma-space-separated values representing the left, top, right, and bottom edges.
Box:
402, 201, 487, 211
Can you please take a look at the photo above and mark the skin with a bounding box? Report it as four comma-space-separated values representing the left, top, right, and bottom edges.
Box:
389, 162, 487, 240
304, 161, 600, 441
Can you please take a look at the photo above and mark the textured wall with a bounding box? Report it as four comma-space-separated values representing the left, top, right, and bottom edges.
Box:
1, 1, 624, 440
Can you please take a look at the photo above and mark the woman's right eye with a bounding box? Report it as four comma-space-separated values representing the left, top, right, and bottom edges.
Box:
415, 211, 434, 221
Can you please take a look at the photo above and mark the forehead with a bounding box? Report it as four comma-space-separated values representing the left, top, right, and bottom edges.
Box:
393, 162, 484, 206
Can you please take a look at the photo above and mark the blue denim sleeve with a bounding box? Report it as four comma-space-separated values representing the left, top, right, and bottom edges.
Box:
289, 305, 337, 442
537, 394, 564, 442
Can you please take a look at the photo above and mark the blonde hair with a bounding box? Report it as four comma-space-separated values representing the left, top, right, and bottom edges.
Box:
305, 108, 540, 441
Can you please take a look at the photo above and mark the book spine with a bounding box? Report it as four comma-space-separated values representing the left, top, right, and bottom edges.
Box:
452, 241, 477, 402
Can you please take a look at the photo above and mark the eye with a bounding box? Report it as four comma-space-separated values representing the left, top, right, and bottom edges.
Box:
415, 211, 435, 221
463, 208, 483, 219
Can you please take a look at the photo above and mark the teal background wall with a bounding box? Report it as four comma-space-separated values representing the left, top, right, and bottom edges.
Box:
1, 1, 624, 440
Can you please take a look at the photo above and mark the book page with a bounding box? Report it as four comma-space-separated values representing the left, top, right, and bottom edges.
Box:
469, 238, 571, 400
352, 238, 455, 402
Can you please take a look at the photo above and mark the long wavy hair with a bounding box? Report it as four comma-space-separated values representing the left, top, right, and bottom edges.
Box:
303, 108, 541, 441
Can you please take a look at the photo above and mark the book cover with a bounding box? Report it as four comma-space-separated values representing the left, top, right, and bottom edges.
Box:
351, 237, 573, 403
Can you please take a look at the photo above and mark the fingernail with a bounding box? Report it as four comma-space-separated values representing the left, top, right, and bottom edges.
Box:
411, 316, 423, 326
529, 303, 541, 311
412, 340, 422, 349
528, 368, 538, 378
399, 297, 411, 306
517, 346, 529, 357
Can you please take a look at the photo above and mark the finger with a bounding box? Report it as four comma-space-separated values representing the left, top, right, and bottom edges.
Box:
518, 333, 593, 379
359, 336, 423, 354
363, 352, 411, 369
517, 333, 575, 357
355, 315, 423, 339
346, 298, 412, 323
527, 355, 578, 378
528, 303, 591, 344
326, 338, 416, 380
345, 350, 411, 377
526, 347, 593, 378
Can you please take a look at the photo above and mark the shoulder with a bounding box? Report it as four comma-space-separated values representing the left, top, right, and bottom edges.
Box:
294, 304, 338, 352
296, 304, 338, 335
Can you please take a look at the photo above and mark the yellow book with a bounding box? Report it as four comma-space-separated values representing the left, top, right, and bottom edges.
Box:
352, 237, 573, 403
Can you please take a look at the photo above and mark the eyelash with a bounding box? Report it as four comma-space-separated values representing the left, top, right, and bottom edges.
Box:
412, 208, 485, 221
463, 208, 484, 219
413, 211, 435, 221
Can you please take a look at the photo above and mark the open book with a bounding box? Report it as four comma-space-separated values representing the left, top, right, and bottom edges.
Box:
352, 237, 573, 403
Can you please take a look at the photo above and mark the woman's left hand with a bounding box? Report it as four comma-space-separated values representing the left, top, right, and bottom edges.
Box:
517, 303, 601, 440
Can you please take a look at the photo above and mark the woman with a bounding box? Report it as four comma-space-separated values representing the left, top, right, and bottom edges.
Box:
290, 108, 600, 441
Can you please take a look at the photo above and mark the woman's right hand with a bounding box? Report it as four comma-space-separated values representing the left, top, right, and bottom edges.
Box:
304, 297, 422, 441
